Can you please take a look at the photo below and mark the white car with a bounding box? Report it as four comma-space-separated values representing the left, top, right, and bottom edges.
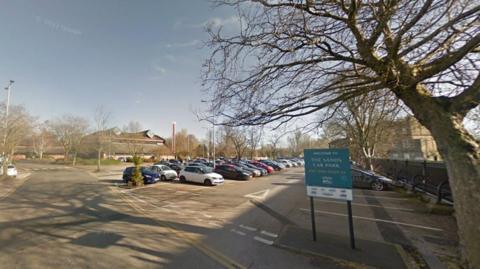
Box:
277, 160, 292, 168
150, 165, 178, 180
179, 166, 224, 186
6, 165, 17, 177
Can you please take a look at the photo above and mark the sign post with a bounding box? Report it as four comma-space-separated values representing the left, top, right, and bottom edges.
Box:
304, 148, 355, 249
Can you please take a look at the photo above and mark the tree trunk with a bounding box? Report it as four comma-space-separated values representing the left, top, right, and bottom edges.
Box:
400, 89, 480, 268
72, 152, 77, 166
428, 116, 480, 268
97, 149, 101, 172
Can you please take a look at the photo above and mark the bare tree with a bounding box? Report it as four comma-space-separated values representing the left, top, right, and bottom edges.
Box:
286, 130, 312, 157
223, 126, 248, 159
93, 106, 112, 171
246, 126, 263, 159
324, 90, 400, 170
0, 104, 34, 170
48, 115, 89, 165
32, 121, 53, 160
204, 1, 480, 265
266, 131, 286, 159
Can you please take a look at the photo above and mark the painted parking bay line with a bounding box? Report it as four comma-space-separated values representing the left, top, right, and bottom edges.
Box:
253, 236, 274, 245
230, 229, 246, 236
299, 208, 443, 232
261, 230, 278, 238
239, 224, 257, 232
244, 189, 270, 200
110, 186, 247, 269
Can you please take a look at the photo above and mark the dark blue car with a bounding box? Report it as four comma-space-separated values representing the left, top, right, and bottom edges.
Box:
123, 167, 160, 184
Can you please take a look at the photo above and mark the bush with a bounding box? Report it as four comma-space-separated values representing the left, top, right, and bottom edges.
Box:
131, 156, 144, 187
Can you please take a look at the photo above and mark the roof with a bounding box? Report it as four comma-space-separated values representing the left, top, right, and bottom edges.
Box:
84, 128, 165, 145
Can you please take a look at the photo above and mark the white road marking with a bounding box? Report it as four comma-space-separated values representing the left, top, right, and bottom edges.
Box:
260, 230, 278, 238
286, 179, 301, 184
299, 209, 443, 232
239, 224, 257, 232
315, 198, 415, 211
244, 189, 270, 200
354, 195, 408, 201
203, 214, 212, 218
253, 236, 274, 245
230, 229, 246, 236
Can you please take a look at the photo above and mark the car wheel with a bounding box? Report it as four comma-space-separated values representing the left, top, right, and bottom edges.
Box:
371, 181, 385, 191
204, 179, 212, 186
161, 175, 166, 181
179, 176, 186, 183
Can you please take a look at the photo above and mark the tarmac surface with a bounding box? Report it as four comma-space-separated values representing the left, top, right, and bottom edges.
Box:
0, 162, 459, 268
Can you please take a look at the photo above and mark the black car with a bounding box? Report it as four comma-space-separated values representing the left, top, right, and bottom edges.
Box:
213, 164, 252, 180
122, 167, 160, 184
351, 166, 394, 191
166, 163, 184, 175
259, 160, 284, 171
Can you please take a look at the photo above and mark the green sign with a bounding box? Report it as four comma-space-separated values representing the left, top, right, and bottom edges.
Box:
304, 148, 352, 200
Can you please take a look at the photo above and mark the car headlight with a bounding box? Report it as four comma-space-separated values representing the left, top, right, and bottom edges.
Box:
144, 175, 151, 178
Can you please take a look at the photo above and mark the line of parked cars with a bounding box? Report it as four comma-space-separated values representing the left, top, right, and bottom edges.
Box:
121, 157, 392, 191
122, 158, 304, 186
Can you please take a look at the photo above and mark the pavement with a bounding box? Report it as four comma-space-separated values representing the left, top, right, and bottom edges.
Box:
0, 161, 459, 268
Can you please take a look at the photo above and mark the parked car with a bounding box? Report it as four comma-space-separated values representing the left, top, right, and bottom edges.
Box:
259, 160, 285, 171
240, 162, 268, 176
214, 164, 253, 180
2, 164, 17, 177
249, 161, 274, 173
276, 159, 292, 168
166, 163, 183, 175
230, 162, 262, 177
351, 166, 394, 191
122, 167, 160, 184
150, 165, 178, 180
179, 166, 224, 186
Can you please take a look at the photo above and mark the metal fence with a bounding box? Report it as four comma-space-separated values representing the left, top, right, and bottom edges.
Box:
372, 159, 453, 204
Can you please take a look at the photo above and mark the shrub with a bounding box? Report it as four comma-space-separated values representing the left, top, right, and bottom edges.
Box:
131, 156, 144, 187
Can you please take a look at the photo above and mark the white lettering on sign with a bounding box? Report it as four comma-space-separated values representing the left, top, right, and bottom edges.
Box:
307, 186, 352, 201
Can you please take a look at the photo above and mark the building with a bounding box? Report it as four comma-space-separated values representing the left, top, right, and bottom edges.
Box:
15, 128, 171, 161
81, 128, 168, 160
389, 116, 441, 161
328, 116, 441, 162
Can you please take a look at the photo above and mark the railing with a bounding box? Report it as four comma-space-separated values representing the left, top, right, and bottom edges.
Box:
396, 174, 453, 205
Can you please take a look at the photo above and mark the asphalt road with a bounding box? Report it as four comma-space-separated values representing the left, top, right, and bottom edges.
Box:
1, 163, 458, 268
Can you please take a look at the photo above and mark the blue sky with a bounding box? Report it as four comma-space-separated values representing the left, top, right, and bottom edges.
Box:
0, 0, 238, 138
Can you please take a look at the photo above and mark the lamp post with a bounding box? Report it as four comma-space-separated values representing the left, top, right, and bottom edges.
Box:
2, 80, 14, 170
201, 100, 215, 168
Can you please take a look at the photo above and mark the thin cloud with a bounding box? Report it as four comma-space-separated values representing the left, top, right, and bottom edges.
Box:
175, 15, 241, 30
149, 63, 167, 80
164, 39, 201, 48
35, 16, 82, 36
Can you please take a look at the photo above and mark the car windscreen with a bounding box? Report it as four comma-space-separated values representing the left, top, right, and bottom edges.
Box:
141, 168, 154, 173
161, 165, 173, 171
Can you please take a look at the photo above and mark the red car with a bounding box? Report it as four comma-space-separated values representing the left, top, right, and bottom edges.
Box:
250, 161, 274, 174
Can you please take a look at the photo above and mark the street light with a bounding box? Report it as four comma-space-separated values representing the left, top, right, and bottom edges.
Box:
2, 80, 14, 168
201, 99, 215, 168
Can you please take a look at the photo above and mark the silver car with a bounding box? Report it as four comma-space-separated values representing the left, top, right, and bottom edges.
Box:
150, 165, 177, 181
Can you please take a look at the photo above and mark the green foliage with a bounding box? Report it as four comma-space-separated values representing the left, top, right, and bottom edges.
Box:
131, 156, 144, 186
